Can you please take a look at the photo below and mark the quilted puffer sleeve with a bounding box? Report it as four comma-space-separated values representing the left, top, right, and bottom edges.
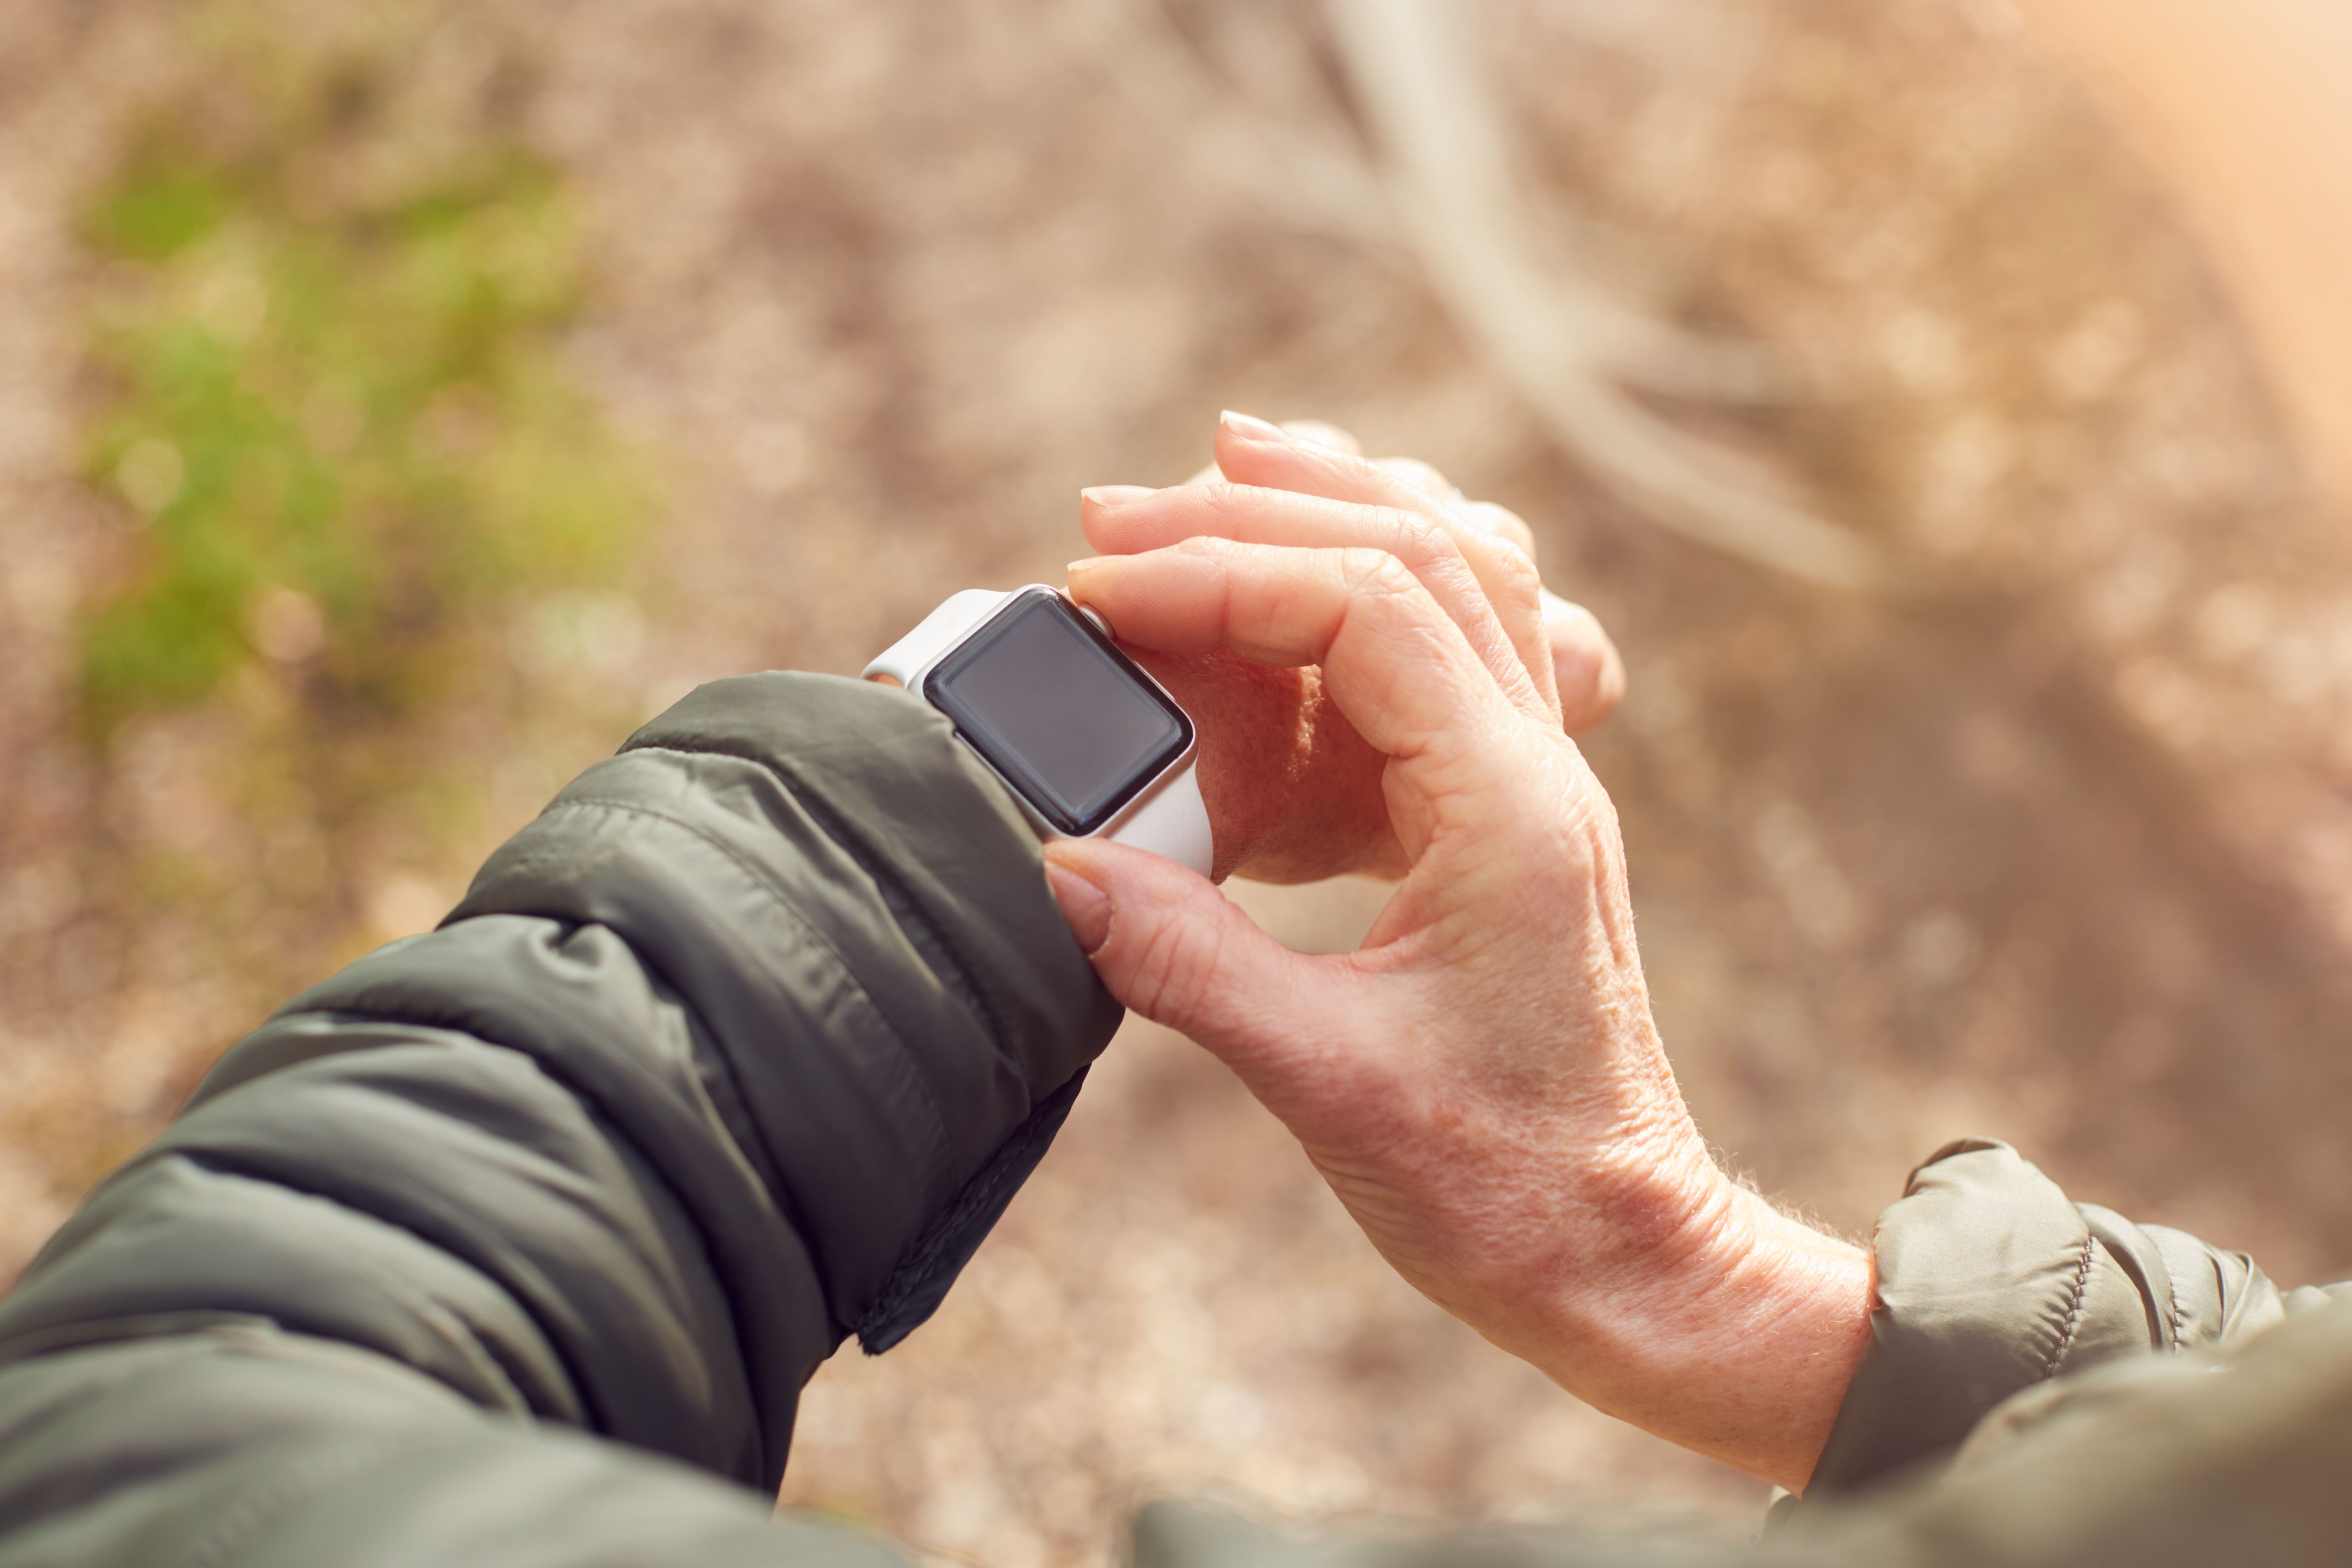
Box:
0, 673, 1121, 1565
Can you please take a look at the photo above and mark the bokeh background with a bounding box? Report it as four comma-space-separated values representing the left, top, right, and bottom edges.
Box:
7, 1, 2352, 1563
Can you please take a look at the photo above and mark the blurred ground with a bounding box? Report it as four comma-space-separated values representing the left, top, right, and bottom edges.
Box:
9, 2, 2352, 1566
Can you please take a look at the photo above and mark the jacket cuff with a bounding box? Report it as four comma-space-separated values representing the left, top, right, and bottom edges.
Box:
1810, 1139, 2202, 1494
450, 673, 1122, 1357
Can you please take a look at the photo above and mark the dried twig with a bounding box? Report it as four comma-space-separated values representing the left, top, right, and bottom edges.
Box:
1069, 0, 1395, 245
1074, 0, 1913, 591
1329, 0, 1905, 589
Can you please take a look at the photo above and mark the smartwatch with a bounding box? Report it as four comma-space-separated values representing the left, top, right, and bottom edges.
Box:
863, 585, 1213, 877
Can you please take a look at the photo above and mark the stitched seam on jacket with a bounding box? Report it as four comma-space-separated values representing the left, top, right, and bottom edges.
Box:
274, 1002, 783, 1266
2040, 1234, 2098, 1381
0, 1311, 270, 1375
622, 738, 1020, 1063
543, 796, 957, 1196
252, 1001, 802, 1482
162, 1147, 591, 1426
249, 1001, 783, 1251
337, 920, 794, 1224
172, 1434, 421, 1568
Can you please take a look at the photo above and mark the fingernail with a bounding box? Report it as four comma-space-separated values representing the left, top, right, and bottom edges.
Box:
1219, 409, 1291, 444
1044, 861, 1113, 955
1081, 485, 1155, 508
1066, 555, 1109, 575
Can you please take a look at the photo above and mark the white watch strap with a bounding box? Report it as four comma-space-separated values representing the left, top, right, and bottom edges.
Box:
862, 589, 1012, 689
1098, 756, 1213, 877
862, 589, 1216, 879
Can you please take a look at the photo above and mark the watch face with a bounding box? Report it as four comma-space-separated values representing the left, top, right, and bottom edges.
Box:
925, 589, 1192, 835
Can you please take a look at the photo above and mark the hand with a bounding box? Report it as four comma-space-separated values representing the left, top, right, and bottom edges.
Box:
1169, 416, 1627, 737
1080, 411, 1623, 884
1044, 501, 1871, 1491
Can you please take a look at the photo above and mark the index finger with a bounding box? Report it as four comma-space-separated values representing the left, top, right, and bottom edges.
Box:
1081, 482, 1543, 717
1177, 418, 1366, 487
1068, 538, 1519, 799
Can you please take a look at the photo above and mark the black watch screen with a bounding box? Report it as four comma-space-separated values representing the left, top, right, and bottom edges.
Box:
924, 588, 1191, 835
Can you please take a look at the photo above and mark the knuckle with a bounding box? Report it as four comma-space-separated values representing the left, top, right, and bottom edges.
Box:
1463, 529, 1543, 612
1172, 531, 1237, 560
1383, 507, 1458, 570
1491, 539, 1544, 605
1375, 455, 1452, 497
1473, 501, 1538, 557
1350, 549, 1423, 602
1198, 482, 1259, 527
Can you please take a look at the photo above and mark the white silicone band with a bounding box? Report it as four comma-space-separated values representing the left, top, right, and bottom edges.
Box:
862, 589, 1012, 691
862, 588, 1215, 879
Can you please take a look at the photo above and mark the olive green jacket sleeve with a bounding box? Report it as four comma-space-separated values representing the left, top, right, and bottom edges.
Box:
0, 673, 1120, 1566
1135, 1141, 2352, 1568
1806, 1136, 2304, 1494
1766, 1138, 2352, 1565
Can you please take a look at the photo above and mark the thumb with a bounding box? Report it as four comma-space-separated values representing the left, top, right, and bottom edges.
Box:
1041, 837, 1317, 1069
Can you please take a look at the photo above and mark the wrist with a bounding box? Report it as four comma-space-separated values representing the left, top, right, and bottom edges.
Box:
1523, 1148, 1874, 1492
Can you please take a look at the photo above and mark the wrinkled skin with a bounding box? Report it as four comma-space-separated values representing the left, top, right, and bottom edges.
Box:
1048, 413, 1871, 1493
1081, 413, 1624, 885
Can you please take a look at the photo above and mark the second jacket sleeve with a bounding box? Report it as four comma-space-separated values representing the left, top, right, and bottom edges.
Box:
1804, 1137, 2289, 1495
